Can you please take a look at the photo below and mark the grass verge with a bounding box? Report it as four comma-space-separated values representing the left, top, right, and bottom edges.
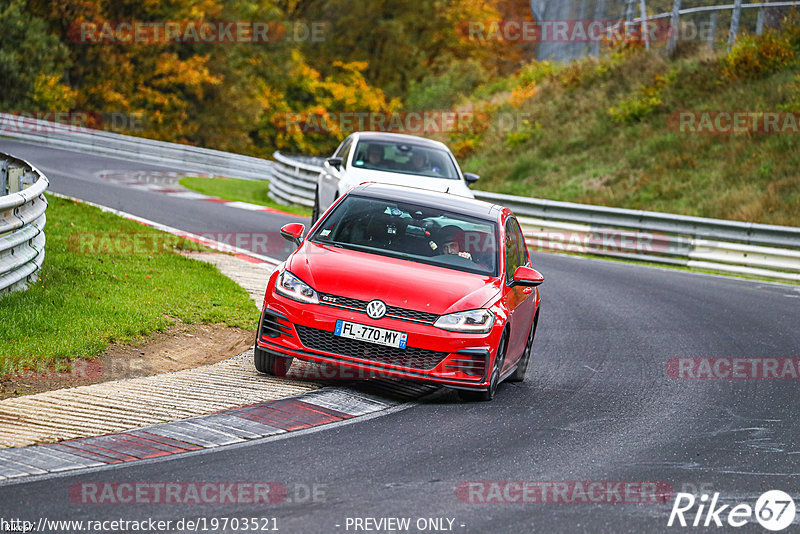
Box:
179, 176, 311, 216
0, 194, 260, 371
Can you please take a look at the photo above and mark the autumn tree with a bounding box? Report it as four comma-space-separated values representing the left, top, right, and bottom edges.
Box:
0, 0, 75, 110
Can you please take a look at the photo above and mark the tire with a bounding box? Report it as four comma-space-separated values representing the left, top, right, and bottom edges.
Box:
254, 344, 293, 377
459, 331, 507, 402
311, 187, 320, 225
508, 312, 538, 383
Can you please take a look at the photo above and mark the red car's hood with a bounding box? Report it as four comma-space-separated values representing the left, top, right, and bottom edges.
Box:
287, 242, 501, 315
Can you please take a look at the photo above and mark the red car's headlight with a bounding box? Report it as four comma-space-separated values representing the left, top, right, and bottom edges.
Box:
275, 270, 319, 304
434, 309, 494, 333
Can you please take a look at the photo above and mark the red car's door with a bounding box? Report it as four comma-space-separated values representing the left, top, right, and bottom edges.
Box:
501, 217, 537, 372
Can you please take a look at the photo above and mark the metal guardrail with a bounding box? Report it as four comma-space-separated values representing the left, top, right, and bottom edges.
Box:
0, 113, 273, 181
270, 152, 800, 281
0, 153, 48, 295
268, 151, 326, 208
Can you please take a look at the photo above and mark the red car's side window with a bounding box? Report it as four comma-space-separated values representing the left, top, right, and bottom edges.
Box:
504, 217, 529, 281
505, 219, 520, 280
514, 220, 529, 267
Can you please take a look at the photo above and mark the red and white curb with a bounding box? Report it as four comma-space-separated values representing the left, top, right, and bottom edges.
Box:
0, 383, 436, 482
97, 170, 300, 217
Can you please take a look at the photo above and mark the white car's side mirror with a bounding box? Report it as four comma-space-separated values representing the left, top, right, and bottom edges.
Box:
326, 157, 343, 172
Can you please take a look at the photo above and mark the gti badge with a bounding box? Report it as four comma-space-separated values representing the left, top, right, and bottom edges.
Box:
366, 300, 387, 319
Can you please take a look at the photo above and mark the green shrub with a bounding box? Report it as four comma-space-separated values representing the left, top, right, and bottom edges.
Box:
723, 31, 796, 80
608, 70, 676, 123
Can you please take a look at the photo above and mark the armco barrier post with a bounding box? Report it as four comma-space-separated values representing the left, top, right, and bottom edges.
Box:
1, 160, 7, 196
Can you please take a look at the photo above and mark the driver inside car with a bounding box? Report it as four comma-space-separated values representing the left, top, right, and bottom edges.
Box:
366, 144, 386, 166
438, 225, 473, 261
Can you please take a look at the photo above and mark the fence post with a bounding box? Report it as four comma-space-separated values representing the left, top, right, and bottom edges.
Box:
640, 0, 650, 50
708, 12, 717, 51
667, 0, 682, 57
756, 4, 766, 35
728, 0, 744, 52
591, 0, 606, 56
575, 0, 589, 62
625, 0, 636, 22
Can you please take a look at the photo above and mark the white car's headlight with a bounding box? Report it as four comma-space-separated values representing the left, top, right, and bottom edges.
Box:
275, 270, 319, 304
434, 309, 494, 333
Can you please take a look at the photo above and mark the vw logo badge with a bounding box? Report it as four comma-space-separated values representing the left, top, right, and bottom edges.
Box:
366, 300, 387, 320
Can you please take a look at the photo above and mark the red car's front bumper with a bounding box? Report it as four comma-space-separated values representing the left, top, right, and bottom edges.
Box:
256, 292, 502, 390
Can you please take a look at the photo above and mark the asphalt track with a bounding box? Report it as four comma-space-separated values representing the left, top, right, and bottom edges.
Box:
1, 139, 799, 533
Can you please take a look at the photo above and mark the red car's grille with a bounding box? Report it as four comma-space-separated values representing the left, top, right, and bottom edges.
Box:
318, 293, 438, 324
294, 325, 448, 371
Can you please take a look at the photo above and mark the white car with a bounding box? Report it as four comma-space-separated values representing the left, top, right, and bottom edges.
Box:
312, 132, 479, 223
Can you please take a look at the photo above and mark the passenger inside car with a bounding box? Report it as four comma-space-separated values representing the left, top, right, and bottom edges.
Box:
407, 151, 430, 173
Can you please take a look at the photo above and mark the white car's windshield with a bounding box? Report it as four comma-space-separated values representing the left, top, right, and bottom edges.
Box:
352, 141, 460, 180
311, 195, 498, 276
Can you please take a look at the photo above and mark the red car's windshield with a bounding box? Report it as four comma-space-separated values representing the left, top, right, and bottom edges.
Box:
310, 195, 498, 276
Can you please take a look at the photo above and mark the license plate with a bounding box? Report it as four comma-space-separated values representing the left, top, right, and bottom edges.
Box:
334, 320, 408, 349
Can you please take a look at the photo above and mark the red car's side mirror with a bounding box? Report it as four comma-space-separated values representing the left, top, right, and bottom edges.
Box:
280, 223, 305, 246
510, 266, 544, 287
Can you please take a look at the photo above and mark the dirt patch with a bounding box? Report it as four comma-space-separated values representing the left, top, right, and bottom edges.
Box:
0, 323, 256, 400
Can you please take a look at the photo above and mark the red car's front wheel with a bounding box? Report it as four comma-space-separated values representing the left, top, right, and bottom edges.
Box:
458, 331, 508, 402
509, 311, 538, 383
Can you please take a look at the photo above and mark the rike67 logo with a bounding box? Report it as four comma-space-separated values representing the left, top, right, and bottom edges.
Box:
668, 490, 796, 531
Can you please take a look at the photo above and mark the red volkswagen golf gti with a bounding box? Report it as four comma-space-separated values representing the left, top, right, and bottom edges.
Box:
254, 183, 543, 401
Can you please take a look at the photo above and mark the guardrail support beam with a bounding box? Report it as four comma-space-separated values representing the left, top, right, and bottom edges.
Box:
1, 160, 8, 196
